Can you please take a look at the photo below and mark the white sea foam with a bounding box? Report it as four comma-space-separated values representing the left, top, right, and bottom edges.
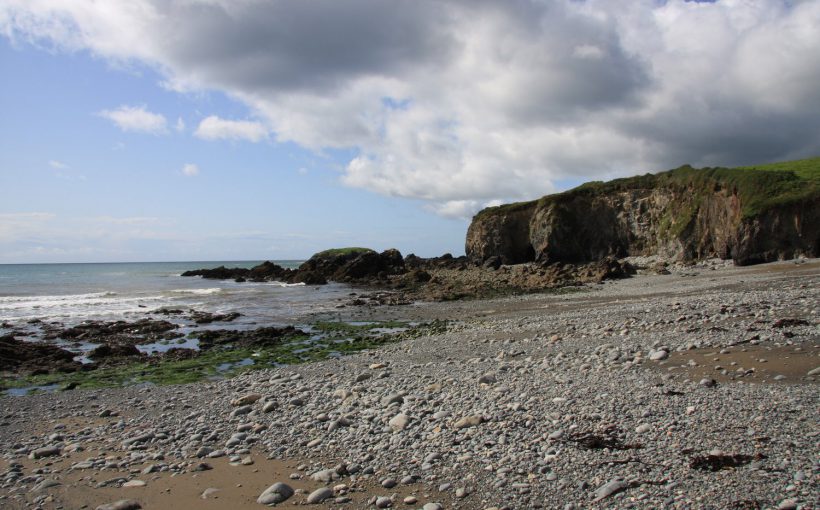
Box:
0, 292, 167, 321
169, 288, 223, 295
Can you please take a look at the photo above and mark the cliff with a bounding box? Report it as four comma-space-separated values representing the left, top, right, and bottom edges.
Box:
466, 158, 820, 266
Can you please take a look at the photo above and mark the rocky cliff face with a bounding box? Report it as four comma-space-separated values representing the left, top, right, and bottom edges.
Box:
467, 164, 820, 266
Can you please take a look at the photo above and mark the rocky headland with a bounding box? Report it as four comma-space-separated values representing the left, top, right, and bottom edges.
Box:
466, 161, 820, 266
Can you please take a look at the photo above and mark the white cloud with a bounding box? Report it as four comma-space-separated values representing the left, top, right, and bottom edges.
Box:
0, 212, 57, 241
194, 116, 267, 142
98, 105, 168, 134
3, 0, 820, 218
181, 163, 199, 177
48, 159, 68, 169
175, 117, 185, 132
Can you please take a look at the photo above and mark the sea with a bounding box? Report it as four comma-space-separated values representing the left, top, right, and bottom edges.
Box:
0, 261, 353, 331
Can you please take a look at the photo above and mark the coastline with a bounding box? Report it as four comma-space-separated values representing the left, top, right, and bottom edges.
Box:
1, 258, 817, 509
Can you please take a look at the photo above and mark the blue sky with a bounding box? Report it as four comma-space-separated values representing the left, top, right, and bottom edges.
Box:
1, 1, 818, 263
0, 39, 470, 262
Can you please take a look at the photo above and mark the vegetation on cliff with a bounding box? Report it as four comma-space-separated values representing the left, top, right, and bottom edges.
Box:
468, 157, 820, 265
475, 157, 820, 221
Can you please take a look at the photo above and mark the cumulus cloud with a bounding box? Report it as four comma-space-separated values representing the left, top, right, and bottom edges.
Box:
181, 163, 199, 177
194, 116, 268, 142
3, 0, 820, 217
97, 105, 168, 134
48, 159, 68, 169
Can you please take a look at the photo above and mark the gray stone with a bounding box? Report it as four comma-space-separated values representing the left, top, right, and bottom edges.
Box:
29, 446, 61, 459
257, 482, 294, 505
594, 479, 629, 501
306, 487, 333, 504
453, 415, 483, 429
389, 413, 410, 432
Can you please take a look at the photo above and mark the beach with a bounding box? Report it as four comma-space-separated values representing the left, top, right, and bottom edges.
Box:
1, 258, 817, 509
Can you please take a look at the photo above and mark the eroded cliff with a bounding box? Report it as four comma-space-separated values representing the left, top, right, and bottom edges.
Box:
466, 160, 820, 266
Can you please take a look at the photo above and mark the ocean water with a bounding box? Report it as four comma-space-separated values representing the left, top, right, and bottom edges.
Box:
0, 261, 352, 329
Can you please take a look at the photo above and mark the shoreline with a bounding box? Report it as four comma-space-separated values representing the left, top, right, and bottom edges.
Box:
1, 259, 817, 509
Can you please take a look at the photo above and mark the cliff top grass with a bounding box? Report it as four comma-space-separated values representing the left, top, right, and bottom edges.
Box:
473, 157, 820, 221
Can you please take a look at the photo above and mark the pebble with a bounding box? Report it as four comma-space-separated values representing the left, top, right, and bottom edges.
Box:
453, 415, 483, 429
306, 487, 333, 504
257, 482, 294, 505
389, 413, 411, 432
201, 488, 220, 499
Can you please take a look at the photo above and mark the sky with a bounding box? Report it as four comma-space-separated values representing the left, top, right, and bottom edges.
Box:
1, 0, 819, 264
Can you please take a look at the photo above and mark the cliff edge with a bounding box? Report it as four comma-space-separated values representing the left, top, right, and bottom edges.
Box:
466, 158, 820, 266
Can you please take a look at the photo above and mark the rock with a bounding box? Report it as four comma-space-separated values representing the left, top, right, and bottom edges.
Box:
31, 479, 61, 492
699, 378, 717, 388
389, 413, 411, 432
29, 446, 61, 459
231, 393, 262, 406
382, 393, 404, 406
478, 373, 497, 384
465, 166, 820, 267
311, 469, 339, 483
423, 504, 443, 510
381, 478, 397, 488
453, 415, 483, 429
262, 401, 276, 413
257, 482, 294, 505
635, 424, 651, 434
593, 479, 629, 501
375, 496, 393, 508
122, 480, 146, 488
230, 405, 253, 417
807, 366, 820, 376
201, 488, 220, 499
122, 432, 154, 447
306, 487, 333, 504
95, 501, 142, 510
649, 350, 669, 361
777, 499, 798, 510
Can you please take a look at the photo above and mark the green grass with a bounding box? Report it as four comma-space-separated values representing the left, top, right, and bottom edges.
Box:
473, 157, 820, 223
1, 320, 448, 393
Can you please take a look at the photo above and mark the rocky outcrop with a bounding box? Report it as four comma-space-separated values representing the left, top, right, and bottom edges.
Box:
298, 248, 406, 283
0, 334, 81, 374
467, 164, 820, 266
181, 261, 296, 282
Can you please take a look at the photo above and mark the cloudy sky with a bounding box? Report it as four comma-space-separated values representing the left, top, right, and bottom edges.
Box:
1, 0, 818, 263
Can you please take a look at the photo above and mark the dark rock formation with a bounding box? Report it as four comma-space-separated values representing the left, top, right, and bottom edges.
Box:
181, 261, 296, 282
467, 163, 820, 266
0, 334, 81, 374
56, 319, 180, 344
195, 326, 303, 350
88, 343, 142, 359
297, 248, 406, 283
